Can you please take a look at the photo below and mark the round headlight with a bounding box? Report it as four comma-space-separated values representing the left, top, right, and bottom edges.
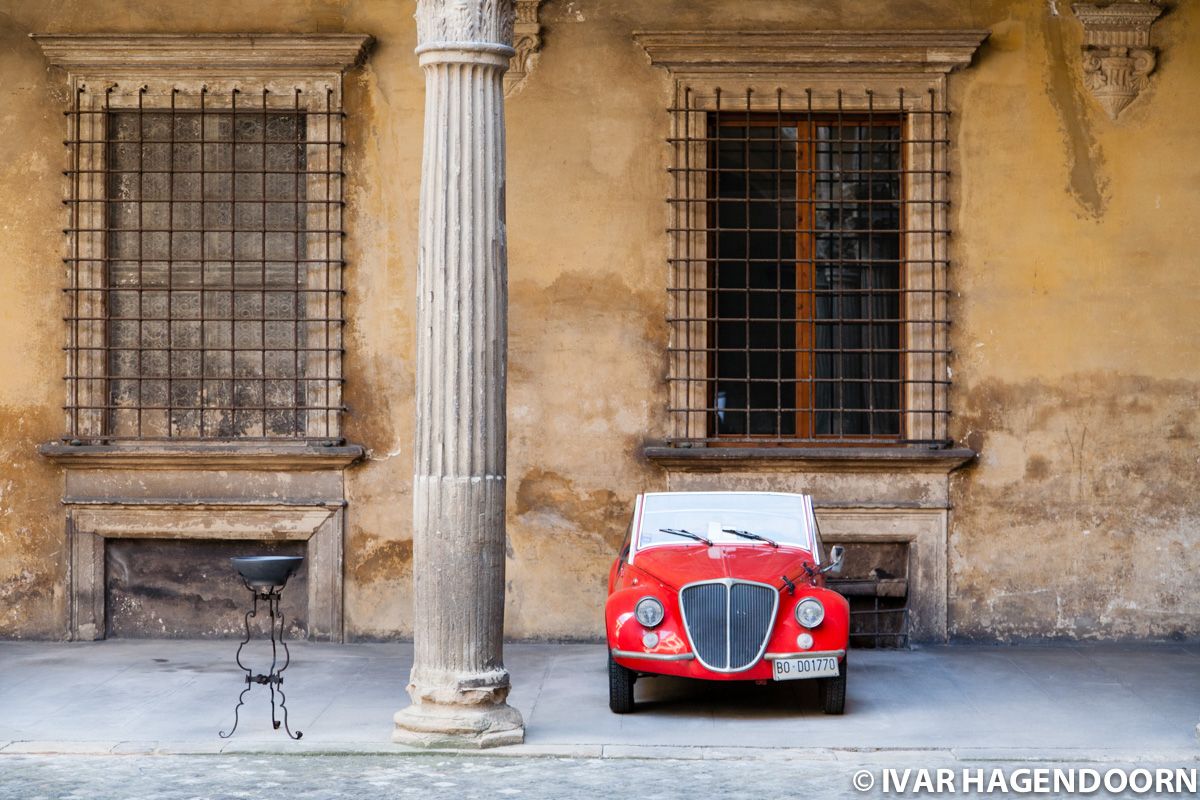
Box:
794, 597, 825, 629
796, 632, 814, 650
634, 596, 665, 628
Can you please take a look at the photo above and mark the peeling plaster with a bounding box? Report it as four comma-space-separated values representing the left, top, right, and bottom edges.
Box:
1042, 7, 1109, 216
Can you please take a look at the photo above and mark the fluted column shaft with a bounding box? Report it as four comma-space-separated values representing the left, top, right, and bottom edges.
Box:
394, 0, 523, 748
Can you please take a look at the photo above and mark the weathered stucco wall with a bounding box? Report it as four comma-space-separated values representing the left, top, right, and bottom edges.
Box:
0, 0, 1196, 641
0, 7, 72, 637
949, 2, 1200, 639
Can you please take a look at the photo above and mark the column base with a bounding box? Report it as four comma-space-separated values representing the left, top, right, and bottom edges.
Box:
393, 700, 524, 748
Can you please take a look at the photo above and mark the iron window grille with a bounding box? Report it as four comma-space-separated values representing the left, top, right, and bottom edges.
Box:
667, 86, 951, 447
62, 82, 345, 443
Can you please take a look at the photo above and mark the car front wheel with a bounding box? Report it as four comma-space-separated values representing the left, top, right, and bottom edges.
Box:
608, 652, 636, 714
821, 655, 847, 715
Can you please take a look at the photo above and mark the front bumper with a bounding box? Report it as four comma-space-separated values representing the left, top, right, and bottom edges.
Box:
611, 648, 846, 681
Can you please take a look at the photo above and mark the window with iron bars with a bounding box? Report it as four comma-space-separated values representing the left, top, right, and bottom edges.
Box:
667, 87, 951, 447
62, 83, 345, 443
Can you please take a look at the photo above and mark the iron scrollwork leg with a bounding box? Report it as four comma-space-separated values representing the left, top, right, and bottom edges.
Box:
219, 587, 259, 739
219, 682, 253, 740
268, 590, 302, 740
219, 582, 301, 740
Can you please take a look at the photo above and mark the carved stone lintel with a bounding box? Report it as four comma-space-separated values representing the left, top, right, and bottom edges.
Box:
504, 0, 545, 97
634, 30, 991, 76
1071, 1, 1165, 119
30, 33, 373, 75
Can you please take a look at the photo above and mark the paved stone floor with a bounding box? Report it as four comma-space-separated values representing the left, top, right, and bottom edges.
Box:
1, 640, 1198, 798
1, 639, 1198, 760
2, 754, 1197, 800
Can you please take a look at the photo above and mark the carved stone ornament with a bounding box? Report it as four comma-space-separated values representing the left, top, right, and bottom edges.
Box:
1071, 1, 1165, 119
415, 0, 515, 50
505, 0, 545, 96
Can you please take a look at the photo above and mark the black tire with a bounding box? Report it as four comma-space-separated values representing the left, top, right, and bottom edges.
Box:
608, 653, 636, 714
821, 655, 847, 715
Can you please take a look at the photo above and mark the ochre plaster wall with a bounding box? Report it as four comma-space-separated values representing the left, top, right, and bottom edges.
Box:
0, 0, 1195, 640
949, 2, 1200, 639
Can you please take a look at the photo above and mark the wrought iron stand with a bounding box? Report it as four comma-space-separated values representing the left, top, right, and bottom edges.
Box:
219, 579, 302, 740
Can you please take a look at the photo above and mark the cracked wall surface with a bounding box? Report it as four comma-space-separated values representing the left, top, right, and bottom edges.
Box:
0, 0, 1196, 640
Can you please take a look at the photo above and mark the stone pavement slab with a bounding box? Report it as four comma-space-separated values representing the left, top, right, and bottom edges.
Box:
0, 640, 1197, 761
2, 754, 1199, 800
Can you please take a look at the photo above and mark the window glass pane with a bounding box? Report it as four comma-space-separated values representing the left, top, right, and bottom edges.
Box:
707, 116, 903, 440
813, 122, 902, 436
711, 124, 796, 437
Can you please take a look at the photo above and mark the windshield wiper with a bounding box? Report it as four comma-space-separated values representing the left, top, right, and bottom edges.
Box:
658, 528, 713, 546
722, 528, 779, 548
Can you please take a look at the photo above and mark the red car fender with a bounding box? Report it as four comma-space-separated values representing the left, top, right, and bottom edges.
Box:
766, 585, 850, 658
605, 584, 691, 657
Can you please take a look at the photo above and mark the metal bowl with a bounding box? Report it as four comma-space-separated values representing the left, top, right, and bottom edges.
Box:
230, 556, 304, 588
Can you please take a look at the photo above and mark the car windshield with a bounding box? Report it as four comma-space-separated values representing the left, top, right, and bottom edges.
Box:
636, 492, 812, 551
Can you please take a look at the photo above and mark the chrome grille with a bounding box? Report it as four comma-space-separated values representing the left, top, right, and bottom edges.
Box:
680, 580, 778, 671
680, 583, 727, 667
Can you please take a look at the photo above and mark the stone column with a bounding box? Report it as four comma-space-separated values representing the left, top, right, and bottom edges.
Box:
392, 0, 524, 748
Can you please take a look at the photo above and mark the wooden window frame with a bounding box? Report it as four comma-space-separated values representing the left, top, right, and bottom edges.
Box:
664, 83, 954, 449
704, 113, 907, 445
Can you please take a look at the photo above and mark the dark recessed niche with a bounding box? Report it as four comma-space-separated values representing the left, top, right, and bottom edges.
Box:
825, 540, 910, 649
105, 538, 307, 639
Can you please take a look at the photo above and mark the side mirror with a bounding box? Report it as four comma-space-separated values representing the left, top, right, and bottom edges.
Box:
822, 545, 845, 576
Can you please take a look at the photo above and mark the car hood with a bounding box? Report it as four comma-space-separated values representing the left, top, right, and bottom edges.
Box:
631, 544, 815, 591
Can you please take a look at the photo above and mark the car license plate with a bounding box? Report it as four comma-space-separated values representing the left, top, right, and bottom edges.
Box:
771, 656, 839, 681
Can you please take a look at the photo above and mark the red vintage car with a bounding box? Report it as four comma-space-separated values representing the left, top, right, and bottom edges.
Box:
606, 491, 848, 714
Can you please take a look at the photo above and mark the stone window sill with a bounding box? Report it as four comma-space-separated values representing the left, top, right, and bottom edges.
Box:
642, 445, 976, 474
37, 442, 365, 471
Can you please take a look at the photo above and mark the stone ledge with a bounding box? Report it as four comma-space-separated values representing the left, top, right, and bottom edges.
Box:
38, 442, 365, 471
643, 445, 976, 474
